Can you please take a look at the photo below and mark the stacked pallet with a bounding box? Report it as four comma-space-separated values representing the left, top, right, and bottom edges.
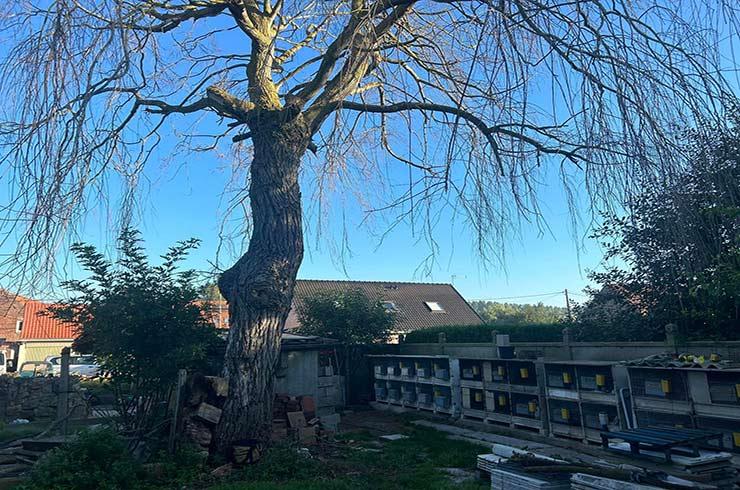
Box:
675, 453, 737, 488
489, 462, 571, 490
476, 453, 506, 474
609, 442, 737, 488
571, 473, 664, 490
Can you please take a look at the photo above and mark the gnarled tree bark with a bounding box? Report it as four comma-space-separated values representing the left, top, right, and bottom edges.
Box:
214, 107, 309, 454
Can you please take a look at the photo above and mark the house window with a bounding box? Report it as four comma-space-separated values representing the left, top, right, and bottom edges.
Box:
381, 301, 397, 312
15, 320, 22, 333
424, 301, 445, 313
319, 350, 337, 377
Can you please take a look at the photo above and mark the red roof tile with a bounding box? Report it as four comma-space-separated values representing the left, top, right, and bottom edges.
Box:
20, 301, 77, 340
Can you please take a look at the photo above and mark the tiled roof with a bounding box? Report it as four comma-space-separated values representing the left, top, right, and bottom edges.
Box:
20, 301, 77, 340
0, 289, 28, 343
286, 280, 483, 333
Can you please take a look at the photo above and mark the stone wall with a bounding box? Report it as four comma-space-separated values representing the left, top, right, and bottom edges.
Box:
0, 376, 86, 421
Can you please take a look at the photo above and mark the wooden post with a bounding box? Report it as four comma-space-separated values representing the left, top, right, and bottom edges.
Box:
57, 347, 71, 438
168, 369, 188, 454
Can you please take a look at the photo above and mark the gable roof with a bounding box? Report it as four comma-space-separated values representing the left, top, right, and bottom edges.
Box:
285, 280, 482, 333
0, 289, 29, 343
20, 301, 76, 340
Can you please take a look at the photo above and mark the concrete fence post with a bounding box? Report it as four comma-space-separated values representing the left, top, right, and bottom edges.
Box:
665, 323, 678, 354
438, 332, 447, 344
562, 328, 573, 360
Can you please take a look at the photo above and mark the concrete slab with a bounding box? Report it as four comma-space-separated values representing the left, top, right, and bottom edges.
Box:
380, 434, 409, 441
411, 419, 599, 465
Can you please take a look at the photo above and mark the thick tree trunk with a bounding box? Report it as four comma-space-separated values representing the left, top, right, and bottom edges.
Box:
213, 108, 309, 456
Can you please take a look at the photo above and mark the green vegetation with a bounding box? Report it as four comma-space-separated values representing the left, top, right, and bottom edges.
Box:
296, 289, 397, 344
17, 429, 142, 490
49, 230, 221, 438
0, 421, 45, 444
18, 418, 485, 490
18, 428, 208, 490
210, 426, 487, 490
403, 323, 564, 343
576, 117, 740, 341
297, 289, 398, 402
470, 301, 567, 325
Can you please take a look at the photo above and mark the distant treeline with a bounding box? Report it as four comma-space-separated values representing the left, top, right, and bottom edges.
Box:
470, 301, 567, 325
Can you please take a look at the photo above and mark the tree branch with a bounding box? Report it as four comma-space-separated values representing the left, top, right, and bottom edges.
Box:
138, 86, 256, 121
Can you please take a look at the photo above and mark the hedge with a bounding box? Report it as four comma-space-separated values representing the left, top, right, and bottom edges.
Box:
402, 323, 565, 343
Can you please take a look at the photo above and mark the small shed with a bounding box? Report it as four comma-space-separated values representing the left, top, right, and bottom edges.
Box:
276, 333, 343, 416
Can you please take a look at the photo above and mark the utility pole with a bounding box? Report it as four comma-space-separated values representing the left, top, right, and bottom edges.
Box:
564, 289, 572, 321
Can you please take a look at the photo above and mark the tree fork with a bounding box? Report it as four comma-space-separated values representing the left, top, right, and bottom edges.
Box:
213, 108, 310, 456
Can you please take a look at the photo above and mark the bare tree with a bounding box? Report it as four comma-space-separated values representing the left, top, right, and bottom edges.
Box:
0, 0, 737, 454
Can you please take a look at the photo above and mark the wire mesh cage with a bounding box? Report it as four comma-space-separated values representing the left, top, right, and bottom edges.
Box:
399, 360, 415, 377
509, 361, 538, 386
545, 365, 576, 389
414, 360, 431, 378
490, 361, 508, 383
461, 360, 483, 381
629, 368, 689, 401
635, 410, 693, 429
433, 360, 450, 380
401, 382, 417, 403
374, 362, 385, 376
582, 403, 619, 430
548, 399, 581, 426
696, 416, 740, 452
374, 382, 387, 400
577, 366, 614, 393
707, 372, 740, 405
486, 390, 511, 414
387, 382, 401, 401
417, 386, 434, 406
433, 386, 452, 409
512, 393, 540, 418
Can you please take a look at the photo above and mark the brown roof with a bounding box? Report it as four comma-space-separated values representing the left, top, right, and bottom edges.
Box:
285, 280, 482, 333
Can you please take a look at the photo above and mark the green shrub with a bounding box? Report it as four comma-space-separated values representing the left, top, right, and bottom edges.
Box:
402, 323, 564, 343
18, 429, 143, 490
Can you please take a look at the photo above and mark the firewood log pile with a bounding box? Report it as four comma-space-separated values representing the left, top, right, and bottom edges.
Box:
179, 374, 339, 457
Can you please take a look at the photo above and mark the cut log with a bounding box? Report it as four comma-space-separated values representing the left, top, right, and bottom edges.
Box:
300, 396, 316, 418
297, 426, 317, 445
205, 376, 229, 398
184, 419, 213, 447
194, 402, 223, 425
286, 411, 306, 428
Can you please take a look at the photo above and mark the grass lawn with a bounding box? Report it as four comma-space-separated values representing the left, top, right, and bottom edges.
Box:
0, 422, 44, 444
209, 422, 489, 490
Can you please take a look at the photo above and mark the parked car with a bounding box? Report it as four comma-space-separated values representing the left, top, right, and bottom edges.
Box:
44, 354, 100, 377
18, 361, 54, 378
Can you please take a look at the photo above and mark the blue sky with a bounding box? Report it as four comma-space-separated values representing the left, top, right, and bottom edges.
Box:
3, 2, 738, 306
103, 141, 601, 307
